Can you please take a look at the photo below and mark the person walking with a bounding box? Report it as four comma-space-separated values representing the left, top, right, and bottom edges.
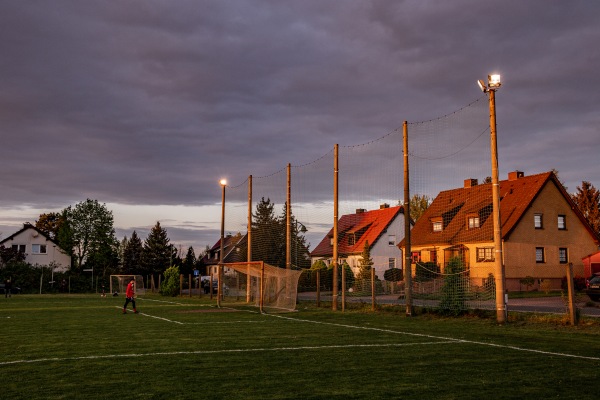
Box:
122, 278, 138, 314
4, 278, 11, 298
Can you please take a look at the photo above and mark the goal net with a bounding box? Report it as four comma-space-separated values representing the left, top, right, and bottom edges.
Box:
110, 275, 145, 296
221, 261, 302, 312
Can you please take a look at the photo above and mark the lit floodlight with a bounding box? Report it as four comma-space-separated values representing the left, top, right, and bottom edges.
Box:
488, 74, 501, 88
219, 179, 227, 186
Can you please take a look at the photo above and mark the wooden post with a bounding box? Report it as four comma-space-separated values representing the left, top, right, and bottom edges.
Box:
566, 263, 577, 325
332, 144, 339, 310
189, 274, 192, 298
371, 268, 376, 311
179, 274, 183, 296
316, 269, 321, 307
260, 262, 264, 313
403, 121, 413, 316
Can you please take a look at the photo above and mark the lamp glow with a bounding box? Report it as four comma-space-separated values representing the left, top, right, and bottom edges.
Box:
488, 74, 501, 88
219, 179, 227, 186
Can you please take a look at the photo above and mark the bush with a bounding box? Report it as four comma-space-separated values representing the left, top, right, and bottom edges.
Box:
415, 262, 440, 282
160, 266, 180, 296
384, 268, 403, 282
561, 275, 587, 292
437, 256, 468, 315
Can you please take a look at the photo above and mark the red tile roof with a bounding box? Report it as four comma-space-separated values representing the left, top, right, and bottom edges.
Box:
310, 206, 404, 257
400, 171, 600, 247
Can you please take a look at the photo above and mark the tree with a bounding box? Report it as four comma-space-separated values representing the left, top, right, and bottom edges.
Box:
122, 231, 143, 274
572, 181, 600, 236
407, 194, 431, 222
35, 212, 65, 239
142, 222, 171, 275
62, 199, 118, 270
181, 246, 196, 276
357, 240, 373, 280
251, 197, 285, 268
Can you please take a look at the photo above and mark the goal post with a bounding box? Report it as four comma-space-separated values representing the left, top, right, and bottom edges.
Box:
110, 275, 145, 296
221, 261, 303, 312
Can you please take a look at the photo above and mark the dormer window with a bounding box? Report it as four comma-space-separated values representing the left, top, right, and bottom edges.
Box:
348, 234, 356, 245
432, 217, 443, 232
467, 215, 480, 229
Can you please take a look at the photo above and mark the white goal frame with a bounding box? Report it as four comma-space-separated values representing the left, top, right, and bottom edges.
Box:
110, 275, 145, 296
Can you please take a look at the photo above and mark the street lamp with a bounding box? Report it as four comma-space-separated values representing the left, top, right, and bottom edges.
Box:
218, 179, 227, 307
477, 73, 507, 323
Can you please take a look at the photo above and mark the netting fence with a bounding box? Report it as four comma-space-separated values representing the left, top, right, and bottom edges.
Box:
218, 94, 560, 314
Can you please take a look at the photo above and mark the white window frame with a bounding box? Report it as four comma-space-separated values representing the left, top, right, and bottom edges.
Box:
558, 215, 566, 230
32, 244, 47, 254
535, 247, 545, 263
559, 248, 568, 264
432, 220, 442, 232
476, 247, 494, 262
388, 235, 396, 246
388, 258, 396, 269
468, 216, 480, 229
534, 213, 543, 229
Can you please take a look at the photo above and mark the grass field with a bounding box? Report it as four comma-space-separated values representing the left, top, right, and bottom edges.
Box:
1, 294, 599, 399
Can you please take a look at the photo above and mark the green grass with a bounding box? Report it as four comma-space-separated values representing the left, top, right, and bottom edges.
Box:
1, 294, 599, 399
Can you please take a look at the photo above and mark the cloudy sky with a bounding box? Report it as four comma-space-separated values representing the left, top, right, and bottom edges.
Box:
1, 1, 598, 253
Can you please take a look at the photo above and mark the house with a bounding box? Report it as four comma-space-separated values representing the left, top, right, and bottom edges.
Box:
310, 204, 408, 279
582, 250, 600, 278
0, 223, 71, 272
399, 171, 600, 291
199, 232, 247, 276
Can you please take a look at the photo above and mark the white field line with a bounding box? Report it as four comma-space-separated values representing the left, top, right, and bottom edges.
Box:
0, 342, 457, 366
267, 314, 600, 361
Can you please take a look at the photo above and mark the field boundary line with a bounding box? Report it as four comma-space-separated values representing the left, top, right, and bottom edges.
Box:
268, 314, 600, 361
0, 341, 457, 366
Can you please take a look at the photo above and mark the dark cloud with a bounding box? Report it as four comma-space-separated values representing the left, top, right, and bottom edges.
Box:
1, 1, 599, 249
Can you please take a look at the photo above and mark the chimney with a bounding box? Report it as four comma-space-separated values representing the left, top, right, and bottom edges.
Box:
464, 178, 478, 188
356, 208, 366, 214
379, 203, 390, 209
508, 171, 524, 181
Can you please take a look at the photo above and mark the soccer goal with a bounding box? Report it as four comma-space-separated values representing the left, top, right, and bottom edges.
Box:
221, 261, 302, 312
110, 275, 145, 296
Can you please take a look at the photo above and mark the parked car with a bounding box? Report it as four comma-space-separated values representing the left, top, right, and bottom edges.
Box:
201, 278, 229, 295
585, 273, 600, 302
0, 283, 22, 294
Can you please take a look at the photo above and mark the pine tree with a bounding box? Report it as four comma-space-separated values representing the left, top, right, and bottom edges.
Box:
572, 181, 600, 236
251, 197, 285, 268
123, 231, 143, 274
358, 240, 373, 280
181, 246, 196, 275
142, 222, 171, 275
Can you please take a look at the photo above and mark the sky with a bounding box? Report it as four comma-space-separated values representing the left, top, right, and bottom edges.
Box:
1, 1, 599, 255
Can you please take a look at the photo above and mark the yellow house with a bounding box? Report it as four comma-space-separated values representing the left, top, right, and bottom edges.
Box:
399, 171, 599, 291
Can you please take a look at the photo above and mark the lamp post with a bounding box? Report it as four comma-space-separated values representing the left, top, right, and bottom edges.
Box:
478, 74, 507, 323
294, 221, 308, 268
218, 178, 227, 308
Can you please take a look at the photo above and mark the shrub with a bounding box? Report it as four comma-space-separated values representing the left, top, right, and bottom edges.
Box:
415, 262, 440, 282
160, 266, 180, 296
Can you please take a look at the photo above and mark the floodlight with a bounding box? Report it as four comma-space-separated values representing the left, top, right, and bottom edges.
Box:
488, 74, 501, 88
477, 79, 487, 92
219, 179, 227, 186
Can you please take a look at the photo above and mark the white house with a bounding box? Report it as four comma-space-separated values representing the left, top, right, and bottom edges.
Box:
310, 204, 409, 279
0, 223, 71, 272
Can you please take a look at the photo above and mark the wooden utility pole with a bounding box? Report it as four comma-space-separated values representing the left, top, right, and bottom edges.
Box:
403, 121, 413, 316
332, 144, 339, 311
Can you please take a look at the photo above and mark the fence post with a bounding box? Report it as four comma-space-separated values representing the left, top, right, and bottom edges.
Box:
316, 269, 321, 307
566, 263, 577, 325
371, 268, 376, 311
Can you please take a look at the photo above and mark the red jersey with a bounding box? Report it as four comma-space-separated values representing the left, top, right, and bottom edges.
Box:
126, 281, 135, 298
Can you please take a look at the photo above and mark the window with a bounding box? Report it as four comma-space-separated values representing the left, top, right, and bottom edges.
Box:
32, 244, 47, 254
468, 215, 480, 229
12, 244, 26, 253
348, 234, 356, 245
476, 247, 494, 262
388, 258, 396, 269
388, 235, 396, 246
432, 218, 443, 232
559, 248, 568, 264
535, 247, 545, 263
558, 215, 566, 230
411, 251, 421, 263
534, 214, 543, 229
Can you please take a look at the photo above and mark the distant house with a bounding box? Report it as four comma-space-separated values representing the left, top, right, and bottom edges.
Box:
0, 223, 71, 272
310, 204, 408, 279
399, 171, 600, 291
199, 232, 247, 276
582, 250, 600, 278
